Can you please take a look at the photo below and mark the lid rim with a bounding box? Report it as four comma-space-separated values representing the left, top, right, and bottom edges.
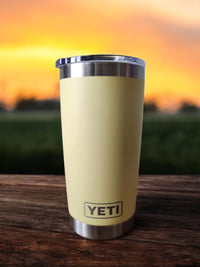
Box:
56, 54, 145, 68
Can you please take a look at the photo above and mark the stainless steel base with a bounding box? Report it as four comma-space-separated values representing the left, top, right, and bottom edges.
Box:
70, 214, 135, 240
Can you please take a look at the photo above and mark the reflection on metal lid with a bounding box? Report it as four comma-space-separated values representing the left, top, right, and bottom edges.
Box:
56, 54, 145, 68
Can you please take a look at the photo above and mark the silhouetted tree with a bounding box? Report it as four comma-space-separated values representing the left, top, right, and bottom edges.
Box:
178, 102, 199, 113
15, 98, 38, 111
15, 98, 60, 111
40, 99, 60, 111
144, 101, 158, 113
0, 101, 6, 112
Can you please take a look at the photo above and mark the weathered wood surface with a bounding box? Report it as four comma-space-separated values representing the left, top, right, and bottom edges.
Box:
0, 175, 199, 267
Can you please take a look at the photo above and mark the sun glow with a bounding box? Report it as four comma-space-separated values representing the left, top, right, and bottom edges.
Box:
0, 0, 200, 110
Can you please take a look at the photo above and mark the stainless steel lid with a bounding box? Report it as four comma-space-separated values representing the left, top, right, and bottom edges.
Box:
56, 54, 145, 68
56, 54, 145, 79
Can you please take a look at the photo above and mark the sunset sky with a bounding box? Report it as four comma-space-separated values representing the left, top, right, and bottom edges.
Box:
0, 0, 200, 110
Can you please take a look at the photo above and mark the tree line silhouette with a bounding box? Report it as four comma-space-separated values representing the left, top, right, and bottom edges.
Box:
144, 101, 200, 113
0, 97, 199, 113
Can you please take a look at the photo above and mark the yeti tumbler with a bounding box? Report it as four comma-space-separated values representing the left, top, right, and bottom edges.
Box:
56, 54, 145, 239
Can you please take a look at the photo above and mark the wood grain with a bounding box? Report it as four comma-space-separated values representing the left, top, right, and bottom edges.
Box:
0, 175, 199, 267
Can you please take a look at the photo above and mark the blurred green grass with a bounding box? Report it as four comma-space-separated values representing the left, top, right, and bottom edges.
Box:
0, 112, 199, 174
141, 113, 200, 174
0, 112, 64, 174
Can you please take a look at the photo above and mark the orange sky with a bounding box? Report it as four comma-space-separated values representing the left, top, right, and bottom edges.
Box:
0, 0, 200, 110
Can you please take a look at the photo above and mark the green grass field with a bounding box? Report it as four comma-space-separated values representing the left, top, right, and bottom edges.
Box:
0, 112, 200, 174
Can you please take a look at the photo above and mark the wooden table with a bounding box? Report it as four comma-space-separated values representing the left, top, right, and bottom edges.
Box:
0, 175, 199, 267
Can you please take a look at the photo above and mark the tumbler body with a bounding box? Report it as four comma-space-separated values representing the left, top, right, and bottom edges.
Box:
56, 55, 145, 239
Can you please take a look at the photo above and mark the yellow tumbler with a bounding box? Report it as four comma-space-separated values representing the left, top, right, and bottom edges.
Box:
56, 54, 145, 239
